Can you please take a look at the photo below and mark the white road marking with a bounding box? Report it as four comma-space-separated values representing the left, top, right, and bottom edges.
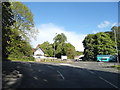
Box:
88, 71, 95, 74
98, 76, 119, 88
57, 70, 65, 80
29, 64, 31, 67
33, 76, 38, 80
47, 66, 54, 69
47, 66, 65, 80
43, 79, 48, 82
59, 63, 72, 66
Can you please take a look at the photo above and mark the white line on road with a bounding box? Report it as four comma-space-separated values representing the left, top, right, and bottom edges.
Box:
98, 76, 119, 88
47, 66, 54, 69
59, 63, 72, 66
47, 66, 65, 80
88, 71, 95, 74
57, 70, 65, 80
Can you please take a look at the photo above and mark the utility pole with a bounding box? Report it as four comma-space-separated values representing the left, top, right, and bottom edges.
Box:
114, 29, 119, 64
54, 33, 57, 59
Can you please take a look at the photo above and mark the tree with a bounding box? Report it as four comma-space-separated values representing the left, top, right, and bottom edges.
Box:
76, 51, 83, 56
53, 33, 76, 59
10, 2, 37, 41
53, 33, 67, 44
63, 43, 76, 59
2, 2, 15, 58
39, 41, 54, 57
83, 32, 116, 61
2, 1, 36, 60
53, 33, 67, 58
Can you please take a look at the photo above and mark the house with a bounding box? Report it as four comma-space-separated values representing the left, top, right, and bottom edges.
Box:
32, 44, 45, 58
74, 55, 84, 59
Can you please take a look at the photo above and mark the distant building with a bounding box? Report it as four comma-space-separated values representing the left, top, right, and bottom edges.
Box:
74, 55, 84, 59
61, 55, 67, 60
32, 44, 45, 58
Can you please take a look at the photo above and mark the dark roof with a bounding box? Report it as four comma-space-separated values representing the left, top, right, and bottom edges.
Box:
32, 44, 45, 53
36, 44, 40, 49
32, 48, 37, 52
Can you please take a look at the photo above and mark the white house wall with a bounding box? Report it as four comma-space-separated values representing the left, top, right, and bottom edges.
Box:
34, 48, 44, 56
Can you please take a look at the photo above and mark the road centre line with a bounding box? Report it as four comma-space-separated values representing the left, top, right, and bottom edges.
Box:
47, 66, 65, 80
47, 66, 54, 69
88, 70, 95, 74
98, 76, 119, 88
57, 70, 65, 80
86, 69, 119, 88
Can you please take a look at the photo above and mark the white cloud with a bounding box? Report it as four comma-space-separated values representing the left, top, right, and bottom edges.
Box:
111, 23, 117, 27
97, 21, 118, 29
30, 23, 86, 51
92, 30, 100, 34
97, 21, 111, 28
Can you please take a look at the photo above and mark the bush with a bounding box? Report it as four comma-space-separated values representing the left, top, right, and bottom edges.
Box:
8, 56, 35, 62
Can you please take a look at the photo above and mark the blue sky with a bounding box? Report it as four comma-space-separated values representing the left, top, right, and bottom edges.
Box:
23, 2, 118, 51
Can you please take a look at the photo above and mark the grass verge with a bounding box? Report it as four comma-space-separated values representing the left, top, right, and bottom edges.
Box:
8, 57, 35, 62
111, 65, 120, 70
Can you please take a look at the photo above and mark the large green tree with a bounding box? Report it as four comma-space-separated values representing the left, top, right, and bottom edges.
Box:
2, 1, 36, 60
2, 2, 15, 58
39, 41, 54, 57
53, 33, 76, 59
53, 33, 67, 58
63, 43, 76, 59
83, 32, 116, 61
53, 33, 67, 44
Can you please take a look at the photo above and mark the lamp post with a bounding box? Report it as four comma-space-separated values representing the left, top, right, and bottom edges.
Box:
114, 29, 119, 64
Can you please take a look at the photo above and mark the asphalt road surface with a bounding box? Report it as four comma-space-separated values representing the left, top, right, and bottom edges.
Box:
2, 60, 120, 88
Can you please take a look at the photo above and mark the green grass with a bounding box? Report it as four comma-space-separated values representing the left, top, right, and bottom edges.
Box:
7, 57, 73, 63
111, 65, 120, 70
8, 57, 35, 62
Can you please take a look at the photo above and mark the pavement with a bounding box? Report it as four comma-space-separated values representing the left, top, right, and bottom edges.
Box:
2, 60, 120, 88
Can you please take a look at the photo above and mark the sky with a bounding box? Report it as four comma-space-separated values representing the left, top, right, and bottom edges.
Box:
22, 2, 118, 51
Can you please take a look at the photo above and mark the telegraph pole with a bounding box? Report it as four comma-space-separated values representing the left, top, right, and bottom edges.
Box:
54, 33, 57, 59
114, 29, 119, 64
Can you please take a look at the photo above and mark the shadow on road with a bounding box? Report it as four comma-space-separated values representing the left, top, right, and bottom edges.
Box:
2, 60, 120, 88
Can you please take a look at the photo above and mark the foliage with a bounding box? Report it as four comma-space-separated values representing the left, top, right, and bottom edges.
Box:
2, 2, 15, 58
106, 26, 120, 61
2, 1, 36, 61
63, 43, 76, 59
10, 2, 37, 41
83, 32, 116, 61
76, 51, 83, 56
111, 65, 120, 70
53, 33, 67, 58
8, 56, 35, 62
37, 33, 80, 59
53, 33, 67, 44
39, 41, 54, 57
53, 42, 76, 59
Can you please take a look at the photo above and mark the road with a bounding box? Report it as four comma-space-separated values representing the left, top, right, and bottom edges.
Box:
2, 60, 120, 88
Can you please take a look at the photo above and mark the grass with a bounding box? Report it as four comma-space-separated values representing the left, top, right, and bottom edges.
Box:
7, 57, 74, 63
8, 57, 35, 62
111, 65, 120, 70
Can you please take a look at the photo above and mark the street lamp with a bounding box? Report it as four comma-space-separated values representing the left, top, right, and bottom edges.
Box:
113, 29, 119, 64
